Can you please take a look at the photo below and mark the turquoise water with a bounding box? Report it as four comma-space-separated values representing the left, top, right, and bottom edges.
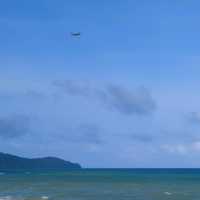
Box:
0, 169, 200, 200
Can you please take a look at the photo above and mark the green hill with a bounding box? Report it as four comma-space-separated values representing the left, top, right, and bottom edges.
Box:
0, 152, 81, 171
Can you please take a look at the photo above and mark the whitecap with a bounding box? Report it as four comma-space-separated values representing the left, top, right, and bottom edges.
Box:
0, 196, 13, 200
41, 196, 49, 199
164, 192, 172, 195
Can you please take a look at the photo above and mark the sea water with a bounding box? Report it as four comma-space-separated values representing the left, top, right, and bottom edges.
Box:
0, 169, 200, 200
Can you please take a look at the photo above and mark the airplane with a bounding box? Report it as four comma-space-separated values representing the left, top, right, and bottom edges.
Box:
70, 32, 81, 37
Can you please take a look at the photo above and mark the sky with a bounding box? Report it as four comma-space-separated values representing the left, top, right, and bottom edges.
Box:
1, 0, 200, 168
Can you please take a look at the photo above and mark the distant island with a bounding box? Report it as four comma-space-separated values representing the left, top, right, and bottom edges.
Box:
0, 152, 81, 171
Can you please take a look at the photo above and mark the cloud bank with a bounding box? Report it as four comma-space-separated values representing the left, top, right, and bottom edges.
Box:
54, 80, 156, 116
186, 112, 200, 124
0, 115, 30, 139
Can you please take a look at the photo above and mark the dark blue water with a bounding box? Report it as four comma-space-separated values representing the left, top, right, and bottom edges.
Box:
0, 169, 200, 200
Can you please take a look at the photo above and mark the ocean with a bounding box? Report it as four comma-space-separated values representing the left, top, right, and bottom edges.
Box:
0, 169, 200, 200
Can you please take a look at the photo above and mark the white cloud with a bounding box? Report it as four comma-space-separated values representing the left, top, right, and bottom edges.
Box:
161, 141, 200, 155
161, 144, 188, 155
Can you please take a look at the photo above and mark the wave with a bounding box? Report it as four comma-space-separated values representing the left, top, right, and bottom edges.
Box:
0, 196, 13, 200
0, 196, 49, 200
41, 196, 49, 200
164, 192, 172, 195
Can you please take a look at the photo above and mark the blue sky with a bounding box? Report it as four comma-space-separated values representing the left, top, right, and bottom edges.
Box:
1, 0, 200, 167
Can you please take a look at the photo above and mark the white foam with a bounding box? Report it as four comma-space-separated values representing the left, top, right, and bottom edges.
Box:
41, 196, 49, 200
164, 192, 172, 195
0, 196, 13, 200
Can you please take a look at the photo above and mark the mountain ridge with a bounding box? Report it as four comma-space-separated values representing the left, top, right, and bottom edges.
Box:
0, 152, 81, 170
